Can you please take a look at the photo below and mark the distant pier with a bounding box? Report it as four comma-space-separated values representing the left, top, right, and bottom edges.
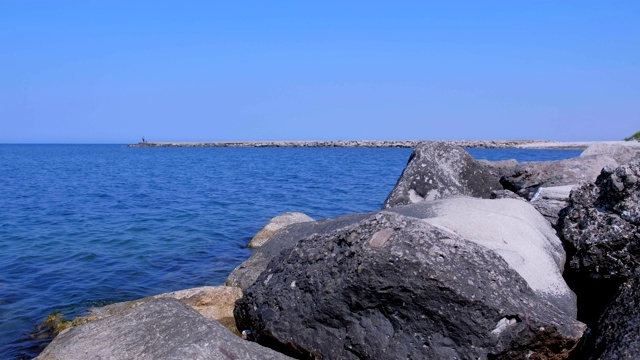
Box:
128, 140, 562, 149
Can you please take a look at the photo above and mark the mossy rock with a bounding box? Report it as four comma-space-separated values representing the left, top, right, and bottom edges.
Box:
31, 312, 96, 340
625, 131, 640, 141
32, 286, 243, 341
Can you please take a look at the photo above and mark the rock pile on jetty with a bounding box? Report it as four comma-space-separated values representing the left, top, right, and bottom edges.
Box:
37, 141, 640, 359
129, 139, 548, 148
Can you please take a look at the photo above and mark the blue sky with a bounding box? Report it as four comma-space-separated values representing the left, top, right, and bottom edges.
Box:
1, 1, 638, 143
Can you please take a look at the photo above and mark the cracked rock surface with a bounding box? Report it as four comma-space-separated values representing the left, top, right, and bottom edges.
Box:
234, 210, 585, 359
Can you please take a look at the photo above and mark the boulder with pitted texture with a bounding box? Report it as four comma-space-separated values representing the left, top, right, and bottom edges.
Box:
226, 213, 369, 290
560, 160, 640, 281
235, 209, 585, 359
382, 141, 502, 208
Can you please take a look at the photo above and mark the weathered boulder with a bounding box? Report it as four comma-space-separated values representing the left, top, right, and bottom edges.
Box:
37, 298, 292, 360
560, 160, 640, 281
591, 271, 640, 359
530, 185, 576, 229
92, 286, 243, 334
382, 141, 503, 208
34, 286, 243, 339
235, 209, 585, 359
581, 142, 640, 164
500, 155, 618, 200
225, 213, 370, 290
249, 212, 314, 248
388, 198, 577, 316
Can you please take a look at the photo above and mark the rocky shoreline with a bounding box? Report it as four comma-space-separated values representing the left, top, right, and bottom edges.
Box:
37, 141, 640, 359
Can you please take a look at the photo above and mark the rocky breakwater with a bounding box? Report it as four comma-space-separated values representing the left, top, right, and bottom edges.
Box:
37, 140, 640, 359
128, 139, 546, 148
232, 141, 587, 359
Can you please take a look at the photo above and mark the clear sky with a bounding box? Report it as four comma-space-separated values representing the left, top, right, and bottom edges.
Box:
1, 1, 638, 143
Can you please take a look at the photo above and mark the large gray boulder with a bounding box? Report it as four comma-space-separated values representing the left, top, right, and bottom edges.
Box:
500, 155, 618, 200
249, 212, 314, 248
235, 208, 585, 359
591, 271, 640, 360
560, 160, 640, 281
37, 298, 292, 360
388, 198, 576, 316
382, 141, 503, 208
225, 213, 370, 290
580, 142, 640, 164
35, 286, 243, 339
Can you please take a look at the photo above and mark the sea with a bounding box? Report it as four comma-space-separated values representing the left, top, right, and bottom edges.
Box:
0, 145, 583, 359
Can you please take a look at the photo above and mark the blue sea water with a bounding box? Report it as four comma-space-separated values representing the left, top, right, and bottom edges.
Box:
0, 145, 582, 359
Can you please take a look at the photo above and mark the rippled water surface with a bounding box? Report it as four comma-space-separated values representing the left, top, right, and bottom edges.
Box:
0, 145, 582, 358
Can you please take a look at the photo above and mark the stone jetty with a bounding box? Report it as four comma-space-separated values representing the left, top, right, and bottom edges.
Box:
38, 141, 640, 359
129, 139, 549, 148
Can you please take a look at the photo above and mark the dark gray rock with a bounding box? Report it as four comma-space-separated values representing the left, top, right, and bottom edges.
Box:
382, 142, 503, 208
500, 155, 617, 200
558, 160, 640, 348
560, 160, 640, 280
225, 212, 370, 290
591, 271, 640, 360
36, 298, 292, 360
235, 211, 585, 359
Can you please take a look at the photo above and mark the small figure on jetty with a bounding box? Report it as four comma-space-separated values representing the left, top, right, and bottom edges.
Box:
141, 136, 146, 143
